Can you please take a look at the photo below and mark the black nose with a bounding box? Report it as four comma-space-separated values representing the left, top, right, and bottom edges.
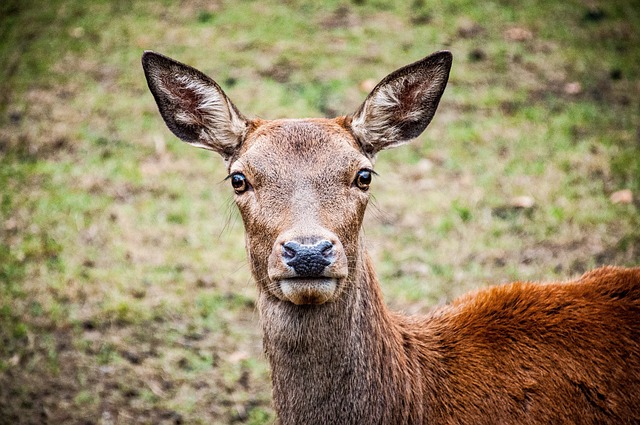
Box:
282, 240, 335, 277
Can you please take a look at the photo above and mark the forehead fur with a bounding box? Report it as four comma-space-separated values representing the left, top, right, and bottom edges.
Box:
231, 118, 368, 173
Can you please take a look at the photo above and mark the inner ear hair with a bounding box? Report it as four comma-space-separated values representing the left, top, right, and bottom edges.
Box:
349, 51, 452, 156
142, 51, 248, 159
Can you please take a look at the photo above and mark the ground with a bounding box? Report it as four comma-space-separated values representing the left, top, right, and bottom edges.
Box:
0, 0, 639, 423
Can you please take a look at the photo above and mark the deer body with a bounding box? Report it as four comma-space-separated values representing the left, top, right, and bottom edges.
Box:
142, 50, 640, 424
264, 253, 640, 424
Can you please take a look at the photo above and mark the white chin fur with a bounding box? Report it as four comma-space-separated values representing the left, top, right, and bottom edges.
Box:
279, 278, 338, 305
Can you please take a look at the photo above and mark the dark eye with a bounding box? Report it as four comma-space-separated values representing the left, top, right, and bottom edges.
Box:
230, 173, 249, 194
354, 169, 372, 191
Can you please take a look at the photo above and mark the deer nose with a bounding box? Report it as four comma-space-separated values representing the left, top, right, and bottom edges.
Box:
282, 240, 335, 277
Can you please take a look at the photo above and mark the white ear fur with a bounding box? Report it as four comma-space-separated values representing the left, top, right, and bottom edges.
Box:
349, 51, 452, 156
142, 51, 248, 160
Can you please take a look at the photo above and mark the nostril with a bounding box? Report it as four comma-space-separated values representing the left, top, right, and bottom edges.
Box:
318, 240, 334, 258
282, 242, 299, 260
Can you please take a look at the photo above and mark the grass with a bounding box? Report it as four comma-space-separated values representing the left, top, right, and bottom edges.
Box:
1, 0, 639, 423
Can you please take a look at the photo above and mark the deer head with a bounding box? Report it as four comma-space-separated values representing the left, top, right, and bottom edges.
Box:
142, 50, 452, 306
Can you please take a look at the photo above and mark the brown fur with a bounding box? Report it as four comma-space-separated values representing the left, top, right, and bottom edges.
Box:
142, 50, 640, 424
262, 257, 640, 424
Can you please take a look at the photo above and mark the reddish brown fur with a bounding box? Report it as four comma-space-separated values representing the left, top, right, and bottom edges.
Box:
262, 251, 640, 424
142, 50, 640, 425
408, 266, 640, 424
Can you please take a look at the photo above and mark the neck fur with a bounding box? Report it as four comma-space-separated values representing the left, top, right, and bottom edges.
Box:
258, 251, 428, 424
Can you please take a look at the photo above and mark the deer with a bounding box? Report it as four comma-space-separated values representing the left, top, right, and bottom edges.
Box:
142, 50, 640, 424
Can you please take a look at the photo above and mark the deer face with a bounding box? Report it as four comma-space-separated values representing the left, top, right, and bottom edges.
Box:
142, 50, 451, 305
228, 118, 371, 304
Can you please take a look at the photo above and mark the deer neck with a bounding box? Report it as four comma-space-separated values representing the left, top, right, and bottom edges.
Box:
258, 245, 425, 424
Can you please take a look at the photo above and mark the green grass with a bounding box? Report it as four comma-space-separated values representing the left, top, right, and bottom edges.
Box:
1, 0, 639, 422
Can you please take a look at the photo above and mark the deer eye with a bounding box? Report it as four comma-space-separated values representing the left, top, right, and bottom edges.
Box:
354, 169, 372, 191
229, 173, 249, 194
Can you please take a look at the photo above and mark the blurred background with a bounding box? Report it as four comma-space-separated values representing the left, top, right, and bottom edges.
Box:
1, 0, 638, 423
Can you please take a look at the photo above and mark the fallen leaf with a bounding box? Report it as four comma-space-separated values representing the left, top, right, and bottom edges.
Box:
457, 18, 484, 38
504, 27, 533, 42
4, 217, 18, 231
359, 79, 377, 93
563, 82, 582, 95
9, 354, 20, 367
69, 27, 85, 38
416, 158, 434, 174
610, 189, 633, 204
510, 196, 535, 209
154, 133, 166, 155
228, 350, 250, 363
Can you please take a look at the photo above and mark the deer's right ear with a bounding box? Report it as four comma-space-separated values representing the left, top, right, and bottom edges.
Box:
348, 51, 452, 157
142, 51, 248, 160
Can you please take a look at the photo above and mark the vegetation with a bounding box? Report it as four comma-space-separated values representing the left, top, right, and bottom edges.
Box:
1, 0, 638, 423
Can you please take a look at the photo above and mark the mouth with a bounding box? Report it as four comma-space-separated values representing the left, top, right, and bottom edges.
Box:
278, 278, 338, 305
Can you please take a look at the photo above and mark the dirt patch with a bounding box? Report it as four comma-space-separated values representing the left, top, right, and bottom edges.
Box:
0, 85, 82, 160
0, 314, 270, 424
318, 5, 360, 30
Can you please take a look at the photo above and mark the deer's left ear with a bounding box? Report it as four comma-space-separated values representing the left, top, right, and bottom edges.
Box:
348, 51, 452, 157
